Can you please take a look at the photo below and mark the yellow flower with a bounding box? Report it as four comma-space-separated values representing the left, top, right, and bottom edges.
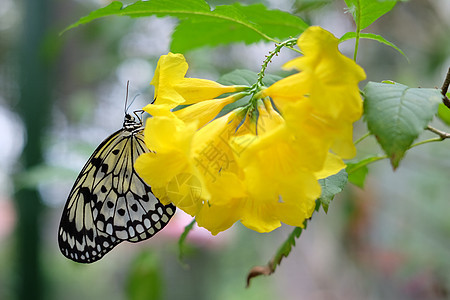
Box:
230, 101, 321, 232
174, 93, 244, 128
263, 26, 366, 158
134, 116, 199, 212
136, 109, 248, 233
148, 52, 245, 109
137, 26, 365, 235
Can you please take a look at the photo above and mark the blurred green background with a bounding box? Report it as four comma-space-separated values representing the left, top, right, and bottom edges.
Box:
1, 0, 449, 299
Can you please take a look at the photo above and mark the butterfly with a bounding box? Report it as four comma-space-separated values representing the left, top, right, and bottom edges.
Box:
58, 96, 176, 263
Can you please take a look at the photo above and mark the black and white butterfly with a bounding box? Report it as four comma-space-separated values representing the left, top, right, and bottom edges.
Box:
58, 94, 175, 263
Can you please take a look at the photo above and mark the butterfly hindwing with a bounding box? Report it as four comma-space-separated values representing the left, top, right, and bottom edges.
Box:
58, 114, 176, 263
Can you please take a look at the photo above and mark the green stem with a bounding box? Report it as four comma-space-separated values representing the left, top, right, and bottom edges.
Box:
178, 219, 196, 263
353, 30, 360, 61
284, 45, 302, 54
349, 132, 448, 175
256, 38, 298, 87
353, 1, 362, 61
354, 132, 371, 145
409, 137, 444, 148
346, 155, 388, 175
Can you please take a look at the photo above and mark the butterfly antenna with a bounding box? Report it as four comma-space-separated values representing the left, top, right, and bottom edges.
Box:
124, 82, 141, 113
124, 80, 130, 114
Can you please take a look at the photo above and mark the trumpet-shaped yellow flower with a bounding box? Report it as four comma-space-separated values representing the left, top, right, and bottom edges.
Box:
230, 101, 320, 232
263, 26, 366, 158
148, 52, 245, 109
174, 93, 244, 128
136, 109, 249, 234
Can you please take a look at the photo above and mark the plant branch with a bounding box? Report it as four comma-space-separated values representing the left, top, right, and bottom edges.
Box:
442, 67, 450, 109
426, 125, 450, 139
246, 221, 307, 287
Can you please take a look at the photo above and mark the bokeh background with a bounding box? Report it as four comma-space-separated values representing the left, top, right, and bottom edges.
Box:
1, 0, 450, 299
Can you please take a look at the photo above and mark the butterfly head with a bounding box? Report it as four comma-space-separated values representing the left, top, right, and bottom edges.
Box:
123, 112, 142, 131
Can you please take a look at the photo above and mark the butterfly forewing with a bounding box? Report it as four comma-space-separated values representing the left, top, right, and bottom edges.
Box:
58, 114, 176, 263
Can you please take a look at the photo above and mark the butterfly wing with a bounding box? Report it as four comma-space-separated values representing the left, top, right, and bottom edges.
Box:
91, 129, 176, 242
58, 127, 175, 263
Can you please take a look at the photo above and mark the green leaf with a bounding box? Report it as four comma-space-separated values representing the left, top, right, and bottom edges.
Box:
126, 251, 164, 300
295, 0, 333, 12
347, 165, 368, 188
178, 219, 195, 262
344, 0, 396, 30
363, 82, 442, 169
172, 3, 308, 52
216, 69, 282, 116
63, 1, 308, 51
318, 169, 348, 213
340, 32, 407, 60
346, 156, 385, 187
437, 102, 450, 126
62, 0, 209, 33
218, 69, 282, 86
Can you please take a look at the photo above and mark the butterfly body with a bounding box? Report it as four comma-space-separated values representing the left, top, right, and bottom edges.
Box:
58, 113, 175, 263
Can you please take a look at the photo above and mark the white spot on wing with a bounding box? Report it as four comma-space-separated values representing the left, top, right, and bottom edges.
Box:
106, 223, 113, 235
129, 227, 135, 237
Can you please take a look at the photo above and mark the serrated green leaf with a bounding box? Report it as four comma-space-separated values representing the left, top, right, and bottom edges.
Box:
318, 169, 348, 213
363, 82, 442, 169
230, 3, 308, 38
340, 32, 407, 60
344, 0, 396, 30
294, 0, 333, 12
63, 1, 308, 51
437, 102, 450, 126
62, 0, 210, 33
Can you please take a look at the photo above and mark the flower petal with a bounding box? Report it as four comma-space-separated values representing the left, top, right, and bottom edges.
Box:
174, 78, 244, 105
314, 152, 345, 179
174, 95, 238, 128
151, 52, 188, 106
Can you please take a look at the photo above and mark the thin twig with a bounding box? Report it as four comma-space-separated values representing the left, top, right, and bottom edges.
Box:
426, 125, 450, 139
441, 67, 450, 109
